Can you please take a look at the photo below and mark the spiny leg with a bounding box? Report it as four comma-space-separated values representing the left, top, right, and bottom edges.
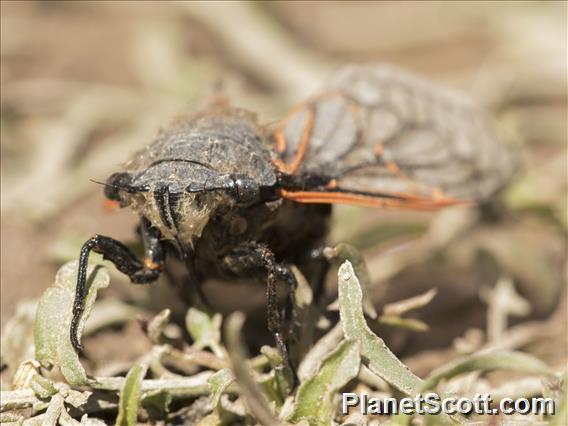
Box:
222, 243, 297, 377
268, 264, 298, 364
71, 219, 164, 352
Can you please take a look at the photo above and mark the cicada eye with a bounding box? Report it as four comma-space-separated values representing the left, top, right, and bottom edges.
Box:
104, 172, 132, 201
231, 175, 260, 206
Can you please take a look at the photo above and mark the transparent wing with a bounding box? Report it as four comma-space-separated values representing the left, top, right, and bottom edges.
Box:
272, 64, 518, 207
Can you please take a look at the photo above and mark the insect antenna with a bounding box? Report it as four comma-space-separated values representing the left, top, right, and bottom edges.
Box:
89, 178, 141, 194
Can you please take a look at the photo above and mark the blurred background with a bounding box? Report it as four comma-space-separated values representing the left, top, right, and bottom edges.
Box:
1, 1, 566, 375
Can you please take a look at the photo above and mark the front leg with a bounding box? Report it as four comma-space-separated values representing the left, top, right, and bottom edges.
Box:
71, 219, 164, 352
222, 242, 297, 372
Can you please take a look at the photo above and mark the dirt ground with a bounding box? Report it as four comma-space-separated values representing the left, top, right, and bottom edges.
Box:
1, 0, 566, 415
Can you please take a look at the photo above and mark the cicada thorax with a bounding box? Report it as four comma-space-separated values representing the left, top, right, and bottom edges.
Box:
124, 107, 277, 188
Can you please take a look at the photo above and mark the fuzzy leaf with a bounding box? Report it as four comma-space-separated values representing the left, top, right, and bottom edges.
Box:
116, 363, 148, 426
1, 301, 36, 379
29, 374, 57, 400
289, 338, 360, 426
291, 266, 320, 359
298, 324, 343, 381
338, 261, 422, 395
378, 316, 429, 332
421, 350, 552, 392
550, 375, 567, 426
141, 389, 172, 420
209, 368, 235, 410
63, 388, 92, 409
261, 346, 292, 400
147, 309, 171, 344
43, 393, 64, 426
327, 243, 377, 319
224, 312, 281, 426
35, 261, 109, 386
383, 288, 437, 317
186, 306, 223, 357
84, 299, 138, 336
58, 408, 81, 426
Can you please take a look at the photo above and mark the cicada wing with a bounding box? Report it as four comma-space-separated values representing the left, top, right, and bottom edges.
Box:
272, 64, 518, 208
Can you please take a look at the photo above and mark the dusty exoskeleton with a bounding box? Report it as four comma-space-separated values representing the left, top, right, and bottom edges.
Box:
71, 65, 517, 371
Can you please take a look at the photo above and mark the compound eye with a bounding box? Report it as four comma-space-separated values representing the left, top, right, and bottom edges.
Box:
232, 175, 260, 206
104, 172, 132, 201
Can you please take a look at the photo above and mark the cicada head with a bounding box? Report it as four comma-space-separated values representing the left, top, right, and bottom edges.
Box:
101, 106, 278, 252
102, 170, 228, 252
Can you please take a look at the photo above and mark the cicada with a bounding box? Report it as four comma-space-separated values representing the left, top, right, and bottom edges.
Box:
71, 64, 517, 368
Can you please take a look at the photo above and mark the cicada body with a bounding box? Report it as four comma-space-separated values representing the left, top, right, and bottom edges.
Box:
71, 64, 517, 370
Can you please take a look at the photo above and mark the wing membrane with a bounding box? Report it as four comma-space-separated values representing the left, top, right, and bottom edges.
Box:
272, 64, 517, 207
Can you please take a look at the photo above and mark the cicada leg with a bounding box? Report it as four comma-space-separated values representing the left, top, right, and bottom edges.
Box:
222, 242, 298, 385
71, 219, 165, 353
